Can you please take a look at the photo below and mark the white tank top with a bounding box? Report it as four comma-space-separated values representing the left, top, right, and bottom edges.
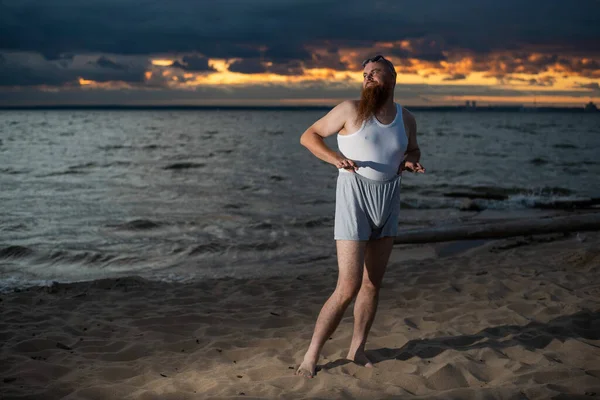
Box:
337, 103, 408, 181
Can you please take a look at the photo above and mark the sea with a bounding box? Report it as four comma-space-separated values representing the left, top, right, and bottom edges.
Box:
1, 109, 599, 290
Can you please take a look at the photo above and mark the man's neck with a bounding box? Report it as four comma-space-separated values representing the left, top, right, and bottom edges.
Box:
375, 98, 396, 118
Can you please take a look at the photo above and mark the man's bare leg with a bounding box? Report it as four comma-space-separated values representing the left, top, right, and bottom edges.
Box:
296, 240, 367, 378
347, 236, 394, 366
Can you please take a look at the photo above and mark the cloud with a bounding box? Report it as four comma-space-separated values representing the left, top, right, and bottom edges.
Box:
501, 75, 557, 87
0, 0, 598, 98
264, 43, 312, 63
575, 82, 600, 91
169, 55, 216, 72
557, 57, 600, 78
305, 49, 349, 71
0, 52, 148, 86
528, 76, 556, 87
228, 58, 268, 74
1, 0, 598, 62
443, 73, 466, 81
93, 56, 126, 70
228, 58, 307, 76
386, 37, 448, 62
267, 60, 304, 76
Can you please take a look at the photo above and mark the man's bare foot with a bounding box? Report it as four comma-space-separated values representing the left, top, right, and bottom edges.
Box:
347, 349, 374, 367
295, 359, 316, 378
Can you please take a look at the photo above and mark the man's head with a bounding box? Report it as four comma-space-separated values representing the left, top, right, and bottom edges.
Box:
357, 55, 397, 124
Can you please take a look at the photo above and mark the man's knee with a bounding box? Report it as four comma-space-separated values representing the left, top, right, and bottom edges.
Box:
334, 281, 361, 305
360, 278, 381, 295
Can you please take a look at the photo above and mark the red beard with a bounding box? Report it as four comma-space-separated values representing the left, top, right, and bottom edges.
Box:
356, 82, 392, 125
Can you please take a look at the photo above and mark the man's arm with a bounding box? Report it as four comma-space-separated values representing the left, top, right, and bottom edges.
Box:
401, 110, 425, 173
300, 100, 358, 171
403, 110, 421, 163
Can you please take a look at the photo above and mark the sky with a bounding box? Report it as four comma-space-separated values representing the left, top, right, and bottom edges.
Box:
0, 0, 599, 107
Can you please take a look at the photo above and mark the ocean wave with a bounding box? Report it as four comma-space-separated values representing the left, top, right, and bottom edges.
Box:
406, 185, 586, 211
290, 217, 333, 228
223, 203, 246, 209
46, 250, 117, 265
553, 143, 578, 149
0, 168, 30, 175
102, 161, 133, 168
163, 162, 206, 170
143, 144, 171, 150
108, 219, 163, 230
0, 244, 147, 267
98, 145, 135, 150
0, 245, 34, 259
39, 169, 89, 177
187, 240, 282, 255
530, 157, 549, 165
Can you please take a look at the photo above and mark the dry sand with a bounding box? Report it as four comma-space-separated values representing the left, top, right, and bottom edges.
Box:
1, 231, 600, 399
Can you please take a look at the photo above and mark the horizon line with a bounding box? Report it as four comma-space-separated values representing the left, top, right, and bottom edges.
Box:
0, 104, 597, 112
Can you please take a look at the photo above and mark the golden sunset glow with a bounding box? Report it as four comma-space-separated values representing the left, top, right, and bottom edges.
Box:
148, 55, 596, 87
77, 78, 133, 90
1, 1, 598, 108
151, 59, 174, 66
117, 51, 599, 106
78, 78, 94, 86
10, 47, 599, 107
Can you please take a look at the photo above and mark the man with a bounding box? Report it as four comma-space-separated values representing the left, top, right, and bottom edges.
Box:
296, 55, 424, 378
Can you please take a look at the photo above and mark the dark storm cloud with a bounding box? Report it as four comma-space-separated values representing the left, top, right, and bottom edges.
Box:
386, 37, 448, 62
442, 73, 466, 81
0, 53, 148, 86
498, 75, 557, 87
558, 58, 600, 78
93, 56, 126, 70
264, 43, 312, 63
1, 0, 598, 60
80, 64, 147, 83
267, 60, 304, 76
170, 55, 216, 72
228, 58, 268, 74
527, 76, 556, 87
305, 51, 349, 71
0, 61, 73, 86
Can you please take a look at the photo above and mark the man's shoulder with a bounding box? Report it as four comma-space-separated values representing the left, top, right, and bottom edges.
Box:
329, 100, 359, 121
337, 99, 360, 112
401, 106, 416, 126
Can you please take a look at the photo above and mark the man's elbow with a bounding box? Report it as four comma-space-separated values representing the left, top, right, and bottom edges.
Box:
300, 132, 307, 147
300, 128, 316, 147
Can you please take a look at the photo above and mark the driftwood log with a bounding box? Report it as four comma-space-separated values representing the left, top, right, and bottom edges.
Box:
394, 212, 600, 244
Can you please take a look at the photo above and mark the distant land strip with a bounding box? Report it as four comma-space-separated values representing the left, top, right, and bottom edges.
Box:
0, 105, 598, 112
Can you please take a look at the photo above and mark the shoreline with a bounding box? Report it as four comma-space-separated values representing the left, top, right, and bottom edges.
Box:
2, 231, 599, 399
2, 208, 598, 293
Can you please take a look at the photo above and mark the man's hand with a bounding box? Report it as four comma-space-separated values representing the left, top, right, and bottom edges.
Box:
335, 156, 358, 172
399, 160, 425, 174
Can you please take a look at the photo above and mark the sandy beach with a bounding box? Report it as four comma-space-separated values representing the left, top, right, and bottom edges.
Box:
1, 229, 600, 399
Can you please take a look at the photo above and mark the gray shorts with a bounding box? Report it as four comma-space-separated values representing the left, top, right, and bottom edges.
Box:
334, 171, 402, 241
